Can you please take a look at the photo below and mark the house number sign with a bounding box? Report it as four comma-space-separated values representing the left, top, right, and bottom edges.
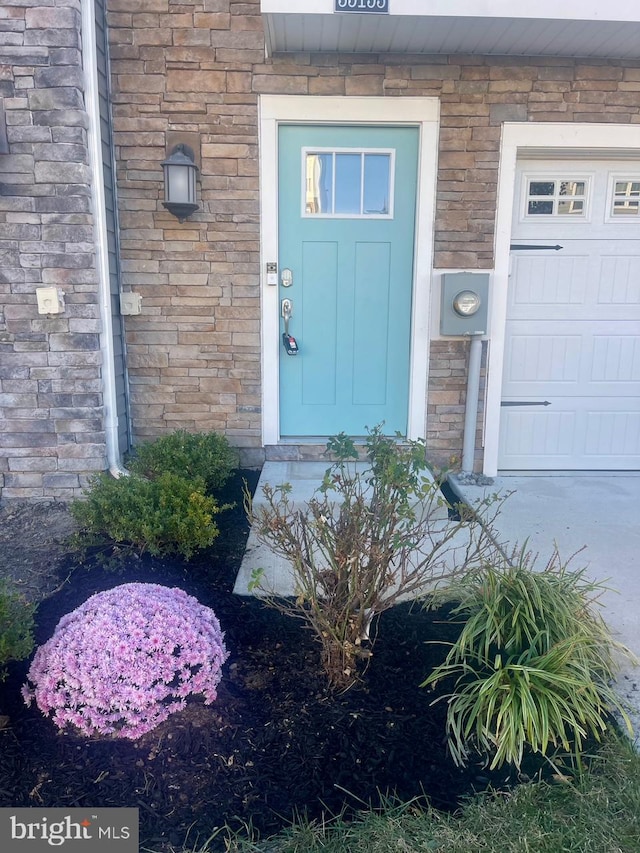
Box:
335, 0, 389, 13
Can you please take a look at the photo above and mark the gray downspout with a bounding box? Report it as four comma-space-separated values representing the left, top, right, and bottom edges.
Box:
461, 334, 483, 474
82, 0, 128, 478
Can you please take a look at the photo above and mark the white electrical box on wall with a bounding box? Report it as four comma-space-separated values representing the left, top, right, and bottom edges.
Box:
36, 287, 64, 315
120, 292, 142, 315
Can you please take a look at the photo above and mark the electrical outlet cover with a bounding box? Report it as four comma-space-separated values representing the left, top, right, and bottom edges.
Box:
36, 287, 63, 315
120, 293, 142, 315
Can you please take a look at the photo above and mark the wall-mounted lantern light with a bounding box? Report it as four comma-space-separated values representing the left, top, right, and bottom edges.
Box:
162, 143, 199, 222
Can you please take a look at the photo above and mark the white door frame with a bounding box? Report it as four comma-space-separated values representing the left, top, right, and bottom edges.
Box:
258, 95, 440, 445
485, 122, 640, 476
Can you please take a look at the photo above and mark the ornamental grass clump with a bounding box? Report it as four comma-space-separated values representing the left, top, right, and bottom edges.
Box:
22, 583, 229, 740
422, 547, 634, 770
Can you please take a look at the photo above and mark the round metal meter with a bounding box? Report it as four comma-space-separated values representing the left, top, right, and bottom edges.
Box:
452, 289, 481, 316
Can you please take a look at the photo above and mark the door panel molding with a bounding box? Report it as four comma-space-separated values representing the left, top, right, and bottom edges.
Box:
259, 95, 440, 445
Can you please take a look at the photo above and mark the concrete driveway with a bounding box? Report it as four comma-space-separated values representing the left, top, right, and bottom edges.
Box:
453, 473, 640, 741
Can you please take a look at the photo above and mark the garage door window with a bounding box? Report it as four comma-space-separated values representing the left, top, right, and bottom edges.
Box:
610, 179, 640, 217
525, 178, 588, 217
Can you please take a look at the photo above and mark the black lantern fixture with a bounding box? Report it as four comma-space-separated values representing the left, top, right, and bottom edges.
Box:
161, 143, 199, 222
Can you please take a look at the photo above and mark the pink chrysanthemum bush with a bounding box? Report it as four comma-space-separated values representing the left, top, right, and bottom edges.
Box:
22, 583, 229, 740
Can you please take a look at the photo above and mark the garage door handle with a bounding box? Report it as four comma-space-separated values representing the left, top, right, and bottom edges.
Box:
501, 400, 552, 407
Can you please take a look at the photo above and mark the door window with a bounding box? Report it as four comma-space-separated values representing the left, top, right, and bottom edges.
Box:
304, 149, 393, 217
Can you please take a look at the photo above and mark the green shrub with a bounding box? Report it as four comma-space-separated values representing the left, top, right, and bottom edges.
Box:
71, 472, 227, 562
422, 547, 634, 770
0, 581, 35, 680
128, 430, 237, 494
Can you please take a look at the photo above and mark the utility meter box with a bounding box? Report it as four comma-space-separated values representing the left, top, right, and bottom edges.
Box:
440, 272, 490, 336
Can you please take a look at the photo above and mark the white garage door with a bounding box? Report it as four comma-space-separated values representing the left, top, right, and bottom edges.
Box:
499, 159, 640, 470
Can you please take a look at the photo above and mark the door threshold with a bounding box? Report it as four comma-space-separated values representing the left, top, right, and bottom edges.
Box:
277, 437, 330, 444
266, 435, 412, 463
265, 443, 332, 462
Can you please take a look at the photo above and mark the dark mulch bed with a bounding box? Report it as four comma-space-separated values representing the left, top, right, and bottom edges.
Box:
0, 471, 527, 851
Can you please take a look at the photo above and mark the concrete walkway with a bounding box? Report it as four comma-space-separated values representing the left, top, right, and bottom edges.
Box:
235, 460, 458, 598
236, 463, 640, 741
235, 461, 353, 598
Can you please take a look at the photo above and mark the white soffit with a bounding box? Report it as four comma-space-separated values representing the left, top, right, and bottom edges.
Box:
261, 2, 640, 59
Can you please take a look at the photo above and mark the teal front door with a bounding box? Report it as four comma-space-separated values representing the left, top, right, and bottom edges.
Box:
278, 125, 418, 437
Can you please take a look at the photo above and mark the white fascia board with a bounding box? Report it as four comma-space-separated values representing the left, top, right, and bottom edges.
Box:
394, 1, 640, 23
262, 0, 328, 11
261, 0, 640, 24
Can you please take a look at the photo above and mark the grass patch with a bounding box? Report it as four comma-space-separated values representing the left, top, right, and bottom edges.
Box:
175, 734, 639, 852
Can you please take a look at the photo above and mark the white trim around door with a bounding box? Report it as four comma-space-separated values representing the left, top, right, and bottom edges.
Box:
258, 95, 440, 446
485, 122, 640, 476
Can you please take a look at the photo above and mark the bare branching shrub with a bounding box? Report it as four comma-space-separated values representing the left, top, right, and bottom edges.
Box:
245, 427, 502, 689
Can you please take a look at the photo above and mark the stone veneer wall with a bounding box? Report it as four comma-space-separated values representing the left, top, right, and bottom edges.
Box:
104, 3, 640, 471
0, 0, 106, 499
106, 0, 264, 465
